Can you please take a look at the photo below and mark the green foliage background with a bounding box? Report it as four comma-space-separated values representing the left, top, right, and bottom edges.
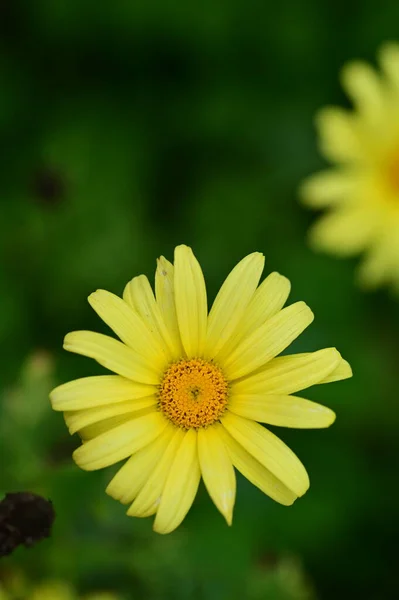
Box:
1, 1, 399, 598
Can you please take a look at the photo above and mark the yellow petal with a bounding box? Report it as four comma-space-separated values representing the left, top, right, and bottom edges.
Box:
50, 375, 155, 411
222, 302, 314, 381
73, 411, 167, 471
88, 290, 168, 372
219, 272, 291, 361
106, 425, 175, 504
197, 424, 236, 525
379, 42, 399, 91
79, 414, 136, 440
299, 170, 359, 208
219, 426, 297, 505
123, 274, 180, 360
320, 357, 352, 383
127, 427, 185, 518
204, 253, 264, 359
64, 331, 161, 385
174, 245, 207, 358
316, 107, 366, 163
221, 412, 309, 497
229, 394, 336, 429
357, 231, 399, 289
155, 256, 183, 355
29, 582, 74, 600
153, 429, 201, 534
64, 398, 157, 434
341, 61, 385, 124
308, 207, 377, 257
231, 348, 341, 396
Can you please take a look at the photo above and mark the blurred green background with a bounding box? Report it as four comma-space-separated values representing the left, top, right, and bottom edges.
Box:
1, 1, 399, 598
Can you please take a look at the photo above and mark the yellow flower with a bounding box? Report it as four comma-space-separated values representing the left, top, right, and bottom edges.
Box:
300, 43, 399, 289
29, 581, 75, 600
28, 582, 119, 600
50, 245, 351, 534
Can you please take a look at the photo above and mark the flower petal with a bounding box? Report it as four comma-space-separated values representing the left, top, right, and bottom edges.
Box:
300, 170, 360, 208
231, 348, 341, 396
106, 425, 175, 504
50, 375, 155, 411
316, 107, 366, 163
153, 429, 201, 534
218, 272, 291, 361
174, 245, 208, 358
197, 424, 236, 525
64, 398, 157, 435
229, 394, 336, 429
155, 256, 183, 355
341, 61, 385, 124
379, 42, 399, 91
308, 207, 377, 257
357, 231, 399, 289
219, 427, 297, 505
123, 275, 180, 360
319, 357, 353, 383
88, 290, 168, 371
79, 414, 136, 441
127, 427, 186, 518
63, 331, 161, 385
222, 302, 314, 381
221, 412, 309, 497
204, 253, 264, 359
73, 411, 167, 471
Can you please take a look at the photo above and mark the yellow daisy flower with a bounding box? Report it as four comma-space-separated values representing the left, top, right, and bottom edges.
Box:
300, 43, 399, 289
50, 245, 351, 534
2, 577, 119, 600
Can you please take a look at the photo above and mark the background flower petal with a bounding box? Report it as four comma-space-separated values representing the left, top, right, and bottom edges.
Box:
308, 207, 378, 257
316, 107, 367, 163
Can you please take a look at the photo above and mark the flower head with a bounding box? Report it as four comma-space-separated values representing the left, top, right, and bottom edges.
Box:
50, 246, 351, 534
300, 43, 399, 290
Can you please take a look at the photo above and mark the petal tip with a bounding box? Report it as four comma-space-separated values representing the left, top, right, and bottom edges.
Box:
63, 331, 77, 350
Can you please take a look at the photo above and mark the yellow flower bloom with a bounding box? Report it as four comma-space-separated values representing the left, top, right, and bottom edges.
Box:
301, 43, 399, 289
50, 245, 351, 534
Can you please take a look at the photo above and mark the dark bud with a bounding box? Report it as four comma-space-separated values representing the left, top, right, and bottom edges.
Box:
0, 492, 55, 558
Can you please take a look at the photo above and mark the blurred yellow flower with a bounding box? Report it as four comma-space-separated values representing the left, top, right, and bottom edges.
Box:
29, 581, 75, 600
50, 245, 351, 534
0, 578, 119, 600
301, 43, 399, 289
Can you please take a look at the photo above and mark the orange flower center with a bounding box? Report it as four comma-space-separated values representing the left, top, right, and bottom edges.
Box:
159, 359, 229, 429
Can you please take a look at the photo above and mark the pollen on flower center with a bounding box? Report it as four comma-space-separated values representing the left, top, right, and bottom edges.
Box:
158, 358, 229, 429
